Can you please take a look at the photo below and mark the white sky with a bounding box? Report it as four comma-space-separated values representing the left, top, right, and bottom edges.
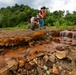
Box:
0, 0, 76, 13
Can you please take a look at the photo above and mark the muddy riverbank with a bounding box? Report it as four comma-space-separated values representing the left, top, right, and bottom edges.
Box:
0, 29, 76, 75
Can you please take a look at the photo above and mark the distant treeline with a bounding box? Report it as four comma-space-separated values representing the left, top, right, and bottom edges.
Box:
0, 4, 76, 28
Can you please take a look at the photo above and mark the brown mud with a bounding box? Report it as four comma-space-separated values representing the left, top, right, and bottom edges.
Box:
0, 29, 76, 75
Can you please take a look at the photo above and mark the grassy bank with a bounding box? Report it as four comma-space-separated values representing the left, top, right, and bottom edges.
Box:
3, 24, 76, 30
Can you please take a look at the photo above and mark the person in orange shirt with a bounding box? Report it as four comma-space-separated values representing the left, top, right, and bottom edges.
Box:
39, 6, 46, 29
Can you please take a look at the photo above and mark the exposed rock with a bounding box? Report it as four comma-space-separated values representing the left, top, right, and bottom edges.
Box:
37, 60, 43, 67
51, 30, 60, 37
18, 59, 25, 68
45, 39, 50, 44
56, 51, 67, 59
25, 62, 33, 71
58, 65, 63, 71
68, 71, 76, 75
31, 30, 46, 40
48, 68, 53, 74
33, 58, 37, 64
46, 70, 50, 74
53, 38, 60, 43
29, 61, 35, 66
49, 53, 55, 63
0, 55, 6, 69
68, 52, 76, 60
60, 62, 72, 71
53, 64, 59, 75
0, 60, 17, 75
37, 67, 43, 75
43, 65, 48, 70
66, 56, 73, 61
43, 55, 49, 62
56, 46, 66, 51
71, 43, 76, 46
68, 32, 72, 38
71, 61, 76, 69
68, 46, 75, 52
29, 42, 34, 47
6, 60, 17, 69
0, 67, 9, 75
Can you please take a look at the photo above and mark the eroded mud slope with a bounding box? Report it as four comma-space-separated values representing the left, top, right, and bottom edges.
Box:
0, 29, 76, 75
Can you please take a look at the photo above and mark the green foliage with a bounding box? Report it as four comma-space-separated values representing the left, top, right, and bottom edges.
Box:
16, 22, 28, 29
0, 4, 39, 28
0, 3, 76, 30
4, 22, 28, 30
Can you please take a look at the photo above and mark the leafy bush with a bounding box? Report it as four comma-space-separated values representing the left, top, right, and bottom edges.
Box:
16, 22, 28, 29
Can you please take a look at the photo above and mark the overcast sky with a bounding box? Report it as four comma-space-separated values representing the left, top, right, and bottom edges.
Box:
0, 0, 76, 13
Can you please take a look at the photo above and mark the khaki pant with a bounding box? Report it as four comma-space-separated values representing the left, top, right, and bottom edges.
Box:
28, 22, 39, 30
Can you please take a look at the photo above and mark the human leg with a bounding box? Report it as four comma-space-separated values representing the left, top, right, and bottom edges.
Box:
39, 18, 44, 28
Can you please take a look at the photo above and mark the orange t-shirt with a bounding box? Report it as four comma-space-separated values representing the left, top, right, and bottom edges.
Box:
39, 10, 45, 18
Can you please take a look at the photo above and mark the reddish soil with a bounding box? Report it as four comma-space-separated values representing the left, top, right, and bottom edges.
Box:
0, 29, 76, 75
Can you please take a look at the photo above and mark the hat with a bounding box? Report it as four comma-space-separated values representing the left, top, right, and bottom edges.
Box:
41, 6, 46, 9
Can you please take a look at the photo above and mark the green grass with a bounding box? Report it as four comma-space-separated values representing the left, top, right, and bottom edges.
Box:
3, 23, 76, 30
45, 25, 76, 30
4, 24, 28, 30
56, 25, 76, 30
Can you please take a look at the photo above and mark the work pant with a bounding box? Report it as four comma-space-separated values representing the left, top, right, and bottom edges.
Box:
39, 18, 44, 28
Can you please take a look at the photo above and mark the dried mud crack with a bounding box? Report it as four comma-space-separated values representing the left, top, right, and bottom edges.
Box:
0, 29, 76, 75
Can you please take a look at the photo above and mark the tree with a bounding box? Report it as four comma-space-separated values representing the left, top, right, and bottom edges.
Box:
0, 8, 12, 27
